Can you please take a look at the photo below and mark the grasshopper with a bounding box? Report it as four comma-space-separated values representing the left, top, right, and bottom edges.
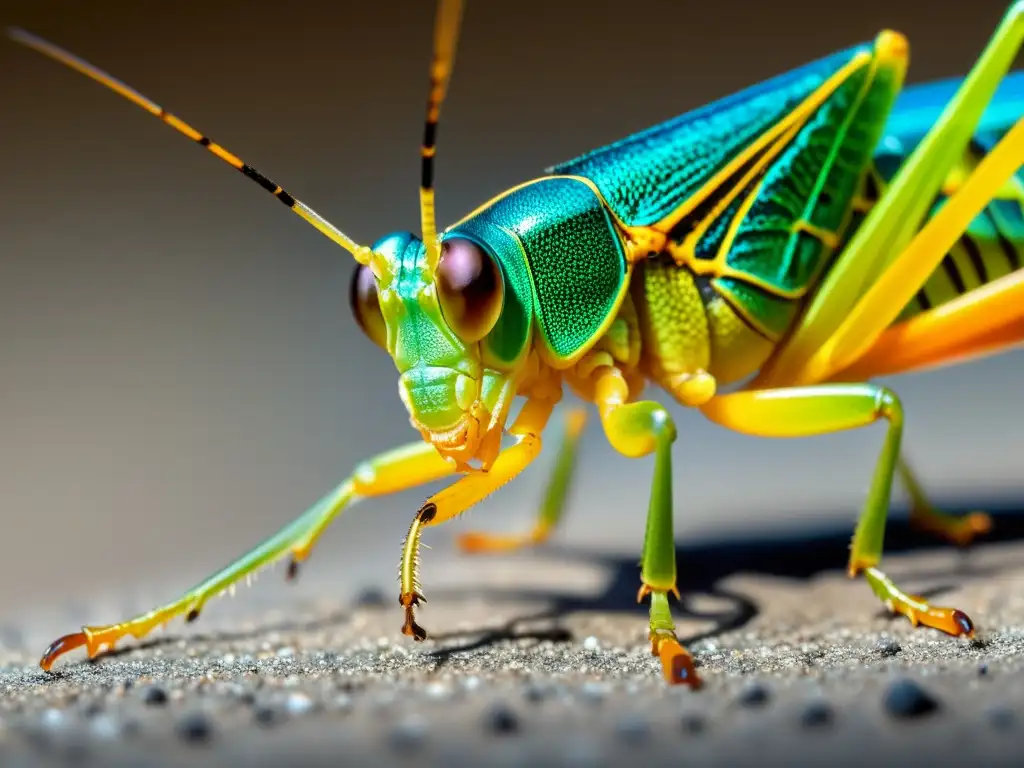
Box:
9, 0, 1024, 689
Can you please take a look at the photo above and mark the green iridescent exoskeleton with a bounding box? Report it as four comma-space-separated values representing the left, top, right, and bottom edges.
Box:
9, 0, 1024, 691
446, 176, 630, 365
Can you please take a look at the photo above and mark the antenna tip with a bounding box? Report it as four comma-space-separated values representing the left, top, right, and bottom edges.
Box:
7, 26, 40, 47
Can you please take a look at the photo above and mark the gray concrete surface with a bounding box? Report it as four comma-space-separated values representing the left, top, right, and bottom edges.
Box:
0, 526, 1022, 767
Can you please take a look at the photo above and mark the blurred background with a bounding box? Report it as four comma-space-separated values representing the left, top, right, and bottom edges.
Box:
0, 0, 1021, 637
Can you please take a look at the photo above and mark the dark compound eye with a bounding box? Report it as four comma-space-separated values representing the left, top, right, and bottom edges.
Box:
435, 237, 504, 343
349, 263, 387, 348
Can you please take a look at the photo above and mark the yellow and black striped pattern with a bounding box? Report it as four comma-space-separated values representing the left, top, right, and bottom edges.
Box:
417, 0, 465, 272
895, 139, 1024, 322
6, 26, 372, 264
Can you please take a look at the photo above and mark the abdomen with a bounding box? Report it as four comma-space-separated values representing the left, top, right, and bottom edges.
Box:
858, 73, 1024, 324
632, 72, 1024, 393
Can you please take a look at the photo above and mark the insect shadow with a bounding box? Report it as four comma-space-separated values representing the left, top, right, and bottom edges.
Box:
421, 502, 1024, 667
68, 502, 1024, 672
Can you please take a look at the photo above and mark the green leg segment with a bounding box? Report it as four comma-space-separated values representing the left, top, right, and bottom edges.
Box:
897, 456, 993, 547
39, 440, 456, 671
700, 383, 976, 639
457, 406, 588, 554
594, 367, 701, 688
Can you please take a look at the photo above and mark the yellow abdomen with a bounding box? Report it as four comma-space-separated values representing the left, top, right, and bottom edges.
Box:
631, 258, 776, 400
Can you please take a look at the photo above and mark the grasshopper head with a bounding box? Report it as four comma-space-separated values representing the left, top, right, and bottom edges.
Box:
349, 231, 519, 471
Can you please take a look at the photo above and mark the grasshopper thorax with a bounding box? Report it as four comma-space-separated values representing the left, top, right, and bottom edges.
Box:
350, 230, 518, 471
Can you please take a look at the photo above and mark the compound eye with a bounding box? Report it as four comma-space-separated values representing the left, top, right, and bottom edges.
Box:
435, 237, 504, 343
349, 263, 387, 348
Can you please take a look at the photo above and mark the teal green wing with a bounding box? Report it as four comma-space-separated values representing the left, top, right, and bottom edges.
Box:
547, 36, 903, 344
879, 71, 1024, 164
546, 42, 880, 231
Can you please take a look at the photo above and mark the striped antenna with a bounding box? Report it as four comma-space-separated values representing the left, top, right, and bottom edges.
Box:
419, 0, 466, 273
6, 26, 375, 267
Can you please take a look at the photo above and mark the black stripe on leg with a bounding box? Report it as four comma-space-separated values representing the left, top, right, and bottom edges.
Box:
914, 288, 933, 312
986, 209, 1022, 270
941, 254, 967, 295
960, 234, 988, 285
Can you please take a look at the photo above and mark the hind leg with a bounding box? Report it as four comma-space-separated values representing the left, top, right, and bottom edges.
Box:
701, 383, 975, 638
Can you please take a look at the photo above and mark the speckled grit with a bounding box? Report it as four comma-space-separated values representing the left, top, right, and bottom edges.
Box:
0, 534, 1022, 767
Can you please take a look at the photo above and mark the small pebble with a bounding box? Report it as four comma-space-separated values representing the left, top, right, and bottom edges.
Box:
389, 715, 428, 752
800, 700, 834, 728
523, 682, 553, 704
583, 636, 600, 651
41, 708, 65, 729
121, 718, 142, 738
738, 681, 771, 708
680, 713, 705, 735
254, 706, 281, 727
176, 712, 214, 743
978, 663, 989, 676
89, 714, 119, 740
424, 682, 451, 701
485, 703, 520, 735
986, 705, 1014, 731
882, 678, 941, 719
877, 639, 902, 658
142, 686, 168, 706
285, 693, 314, 716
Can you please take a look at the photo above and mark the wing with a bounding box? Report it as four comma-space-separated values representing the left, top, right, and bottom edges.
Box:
545, 41, 879, 231
881, 70, 1024, 152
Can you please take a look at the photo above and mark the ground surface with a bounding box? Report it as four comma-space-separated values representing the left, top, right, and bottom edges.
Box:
1, 519, 1023, 768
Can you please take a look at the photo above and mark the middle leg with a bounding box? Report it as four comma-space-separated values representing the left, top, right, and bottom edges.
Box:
593, 365, 701, 688
457, 406, 588, 554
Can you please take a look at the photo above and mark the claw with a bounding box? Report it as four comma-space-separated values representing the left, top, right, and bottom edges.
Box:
399, 591, 428, 641
637, 584, 680, 603
867, 567, 976, 639
39, 631, 89, 672
39, 624, 124, 672
904, 605, 975, 638
651, 634, 702, 689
